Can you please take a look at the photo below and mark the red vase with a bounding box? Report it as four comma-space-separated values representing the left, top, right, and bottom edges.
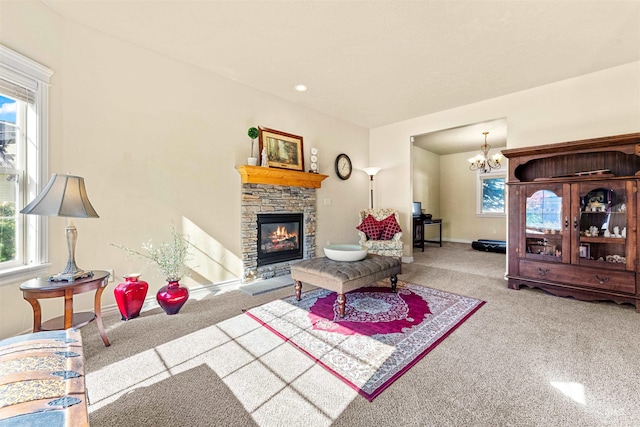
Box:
114, 274, 149, 321
156, 280, 189, 315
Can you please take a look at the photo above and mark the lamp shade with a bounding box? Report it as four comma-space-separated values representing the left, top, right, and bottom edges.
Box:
20, 174, 99, 218
363, 167, 381, 177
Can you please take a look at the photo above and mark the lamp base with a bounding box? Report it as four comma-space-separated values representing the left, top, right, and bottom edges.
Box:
49, 270, 94, 282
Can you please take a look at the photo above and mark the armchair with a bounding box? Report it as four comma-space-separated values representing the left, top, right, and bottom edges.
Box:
357, 208, 403, 258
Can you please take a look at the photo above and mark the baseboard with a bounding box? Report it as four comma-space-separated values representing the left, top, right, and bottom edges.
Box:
445, 238, 474, 244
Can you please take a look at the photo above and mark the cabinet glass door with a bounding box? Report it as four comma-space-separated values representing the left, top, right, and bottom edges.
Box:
576, 181, 630, 270
524, 184, 567, 262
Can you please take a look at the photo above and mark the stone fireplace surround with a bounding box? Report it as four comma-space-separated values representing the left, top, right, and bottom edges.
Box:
237, 166, 328, 281
241, 184, 316, 280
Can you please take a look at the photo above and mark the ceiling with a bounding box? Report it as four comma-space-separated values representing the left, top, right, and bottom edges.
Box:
42, 0, 640, 137
413, 118, 507, 155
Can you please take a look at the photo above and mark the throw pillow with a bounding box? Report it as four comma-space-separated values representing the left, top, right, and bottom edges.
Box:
356, 214, 383, 240
380, 214, 402, 240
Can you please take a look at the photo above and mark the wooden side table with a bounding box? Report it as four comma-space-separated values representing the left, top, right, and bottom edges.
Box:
20, 270, 111, 347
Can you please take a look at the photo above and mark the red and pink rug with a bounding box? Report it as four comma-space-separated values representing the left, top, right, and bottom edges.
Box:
246, 280, 485, 401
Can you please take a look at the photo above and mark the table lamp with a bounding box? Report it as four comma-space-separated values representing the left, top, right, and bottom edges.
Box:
20, 173, 99, 281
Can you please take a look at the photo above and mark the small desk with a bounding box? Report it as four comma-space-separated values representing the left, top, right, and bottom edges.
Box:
424, 219, 443, 247
20, 270, 111, 347
413, 218, 442, 251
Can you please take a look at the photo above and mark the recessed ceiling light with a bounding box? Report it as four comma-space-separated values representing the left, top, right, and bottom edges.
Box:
294, 84, 307, 92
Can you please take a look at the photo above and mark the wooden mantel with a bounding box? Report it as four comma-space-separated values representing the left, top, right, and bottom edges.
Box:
236, 165, 328, 189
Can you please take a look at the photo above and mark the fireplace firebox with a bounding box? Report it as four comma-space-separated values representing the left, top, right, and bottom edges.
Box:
257, 213, 304, 266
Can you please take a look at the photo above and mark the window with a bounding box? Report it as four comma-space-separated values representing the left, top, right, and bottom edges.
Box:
526, 189, 562, 231
476, 171, 506, 217
0, 45, 53, 285
0, 95, 21, 264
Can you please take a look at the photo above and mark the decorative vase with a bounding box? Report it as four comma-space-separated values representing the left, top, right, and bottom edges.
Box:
156, 280, 189, 315
247, 157, 258, 166
114, 274, 148, 321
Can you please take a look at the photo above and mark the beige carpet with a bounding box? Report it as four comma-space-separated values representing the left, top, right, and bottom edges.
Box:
81, 242, 640, 426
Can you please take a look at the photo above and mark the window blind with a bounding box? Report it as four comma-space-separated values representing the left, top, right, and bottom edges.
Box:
0, 77, 35, 104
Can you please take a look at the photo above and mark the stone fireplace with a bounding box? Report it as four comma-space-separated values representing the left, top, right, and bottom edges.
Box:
238, 166, 328, 281
241, 183, 317, 280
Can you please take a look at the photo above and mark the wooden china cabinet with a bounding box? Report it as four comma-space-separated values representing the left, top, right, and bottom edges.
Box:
502, 132, 640, 312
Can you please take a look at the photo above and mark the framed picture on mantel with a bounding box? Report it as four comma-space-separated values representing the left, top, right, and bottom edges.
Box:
259, 127, 304, 171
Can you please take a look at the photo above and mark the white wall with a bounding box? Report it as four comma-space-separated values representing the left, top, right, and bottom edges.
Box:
413, 145, 507, 243
0, 1, 369, 339
412, 145, 440, 218
371, 61, 640, 256
440, 151, 507, 242
412, 145, 442, 242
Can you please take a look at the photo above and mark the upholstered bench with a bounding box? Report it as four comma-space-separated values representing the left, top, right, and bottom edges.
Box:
290, 254, 402, 317
0, 329, 88, 427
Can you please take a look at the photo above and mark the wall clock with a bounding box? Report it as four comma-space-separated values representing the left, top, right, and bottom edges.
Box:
335, 153, 352, 180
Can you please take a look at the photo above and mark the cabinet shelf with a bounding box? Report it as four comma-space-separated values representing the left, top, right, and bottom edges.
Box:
525, 233, 562, 238
578, 258, 627, 270
579, 236, 626, 244
525, 253, 562, 262
581, 211, 625, 214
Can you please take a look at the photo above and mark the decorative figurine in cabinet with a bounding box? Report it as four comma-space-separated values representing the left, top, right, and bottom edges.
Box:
577, 184, 629, 268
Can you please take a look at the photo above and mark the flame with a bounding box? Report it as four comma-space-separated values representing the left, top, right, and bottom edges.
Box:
271, 227, 297, 240
260, 223, 300, 254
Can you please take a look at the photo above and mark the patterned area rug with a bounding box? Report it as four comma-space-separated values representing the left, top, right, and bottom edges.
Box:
245, 280, 485, 401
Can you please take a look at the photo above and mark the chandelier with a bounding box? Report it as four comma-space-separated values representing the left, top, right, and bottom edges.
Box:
468, 131, 502, 173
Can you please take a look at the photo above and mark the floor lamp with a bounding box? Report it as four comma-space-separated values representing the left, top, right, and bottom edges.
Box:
363, 167, 381, 209
20, 173, 100, 281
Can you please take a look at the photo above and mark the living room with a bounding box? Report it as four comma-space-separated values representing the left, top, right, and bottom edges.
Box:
0, 1, 639, 425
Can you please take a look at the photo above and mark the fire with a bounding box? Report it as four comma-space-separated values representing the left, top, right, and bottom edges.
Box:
268, 226, 298, 243
275, 226, 289, 238
261, 224, 299, 253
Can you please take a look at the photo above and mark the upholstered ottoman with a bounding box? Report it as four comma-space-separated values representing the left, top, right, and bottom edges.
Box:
290, 254, 402, 317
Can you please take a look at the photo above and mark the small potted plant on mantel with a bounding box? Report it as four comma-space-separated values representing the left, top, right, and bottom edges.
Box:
247, 127, 259, 166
